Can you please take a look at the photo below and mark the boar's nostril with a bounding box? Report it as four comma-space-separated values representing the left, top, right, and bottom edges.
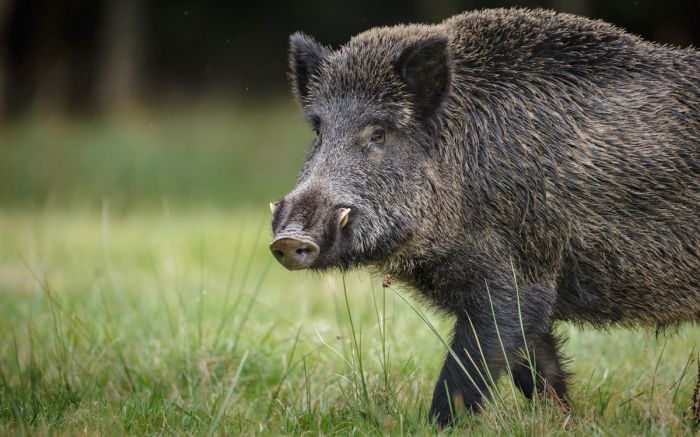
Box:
269, 237, 320, 271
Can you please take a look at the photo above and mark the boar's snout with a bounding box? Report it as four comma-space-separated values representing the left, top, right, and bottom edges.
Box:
269, 237, 320, 270
270, 188, 353, 270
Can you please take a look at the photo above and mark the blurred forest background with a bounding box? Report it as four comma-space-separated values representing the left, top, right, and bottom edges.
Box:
0, 0, 699, 209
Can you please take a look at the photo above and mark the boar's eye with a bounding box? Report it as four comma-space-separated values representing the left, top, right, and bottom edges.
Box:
369, 129, 385, 146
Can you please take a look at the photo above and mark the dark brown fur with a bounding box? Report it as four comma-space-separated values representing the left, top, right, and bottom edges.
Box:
272, 8, 700, 426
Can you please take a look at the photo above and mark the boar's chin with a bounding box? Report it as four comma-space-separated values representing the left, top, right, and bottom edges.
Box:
309, 243, 384, 272
309, 251, 366, 272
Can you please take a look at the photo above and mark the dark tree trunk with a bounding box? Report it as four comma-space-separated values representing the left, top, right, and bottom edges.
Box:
98, 0, 142, 112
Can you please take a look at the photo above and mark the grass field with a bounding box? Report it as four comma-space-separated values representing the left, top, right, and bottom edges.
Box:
1, 106, 699, 435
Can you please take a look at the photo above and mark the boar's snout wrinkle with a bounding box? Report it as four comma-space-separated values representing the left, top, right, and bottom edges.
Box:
272, 7, 700, 427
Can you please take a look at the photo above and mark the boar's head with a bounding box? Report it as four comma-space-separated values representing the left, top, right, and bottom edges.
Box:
270, 30, 452, 271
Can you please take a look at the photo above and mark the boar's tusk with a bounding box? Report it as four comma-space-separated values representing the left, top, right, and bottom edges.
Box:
338, 208, 351, 229
270, 202, 278, 214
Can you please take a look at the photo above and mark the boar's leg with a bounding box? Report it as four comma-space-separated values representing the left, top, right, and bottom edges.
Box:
428, 317, 489, 427
511, 330, 569, 405
428, 280, 555, 427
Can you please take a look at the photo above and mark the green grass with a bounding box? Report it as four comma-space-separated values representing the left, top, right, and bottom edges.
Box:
0, 106, 698, 434
1, 207, 698, 435
0, 101, 308, 209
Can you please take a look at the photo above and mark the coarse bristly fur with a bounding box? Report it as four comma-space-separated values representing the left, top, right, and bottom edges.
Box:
271, 7, 700, 427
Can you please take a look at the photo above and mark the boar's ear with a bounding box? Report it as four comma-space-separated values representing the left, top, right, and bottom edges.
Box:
395, 37, 450, 120
288, 32, 330, 101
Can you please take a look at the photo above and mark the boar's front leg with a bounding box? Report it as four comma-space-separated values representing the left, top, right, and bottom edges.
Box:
428, 280, 554, 427
511, 330, 569, 404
